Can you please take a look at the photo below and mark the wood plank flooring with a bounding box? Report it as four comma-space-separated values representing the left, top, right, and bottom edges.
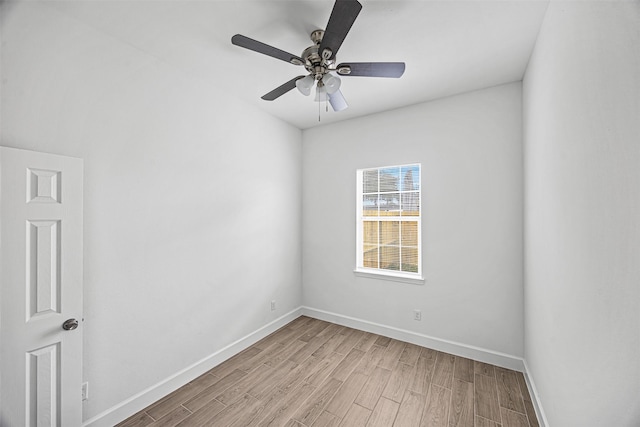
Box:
117, 317, 539, 427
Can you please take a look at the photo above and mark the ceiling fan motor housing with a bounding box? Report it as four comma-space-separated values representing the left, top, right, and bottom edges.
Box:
301, 30, 335, 80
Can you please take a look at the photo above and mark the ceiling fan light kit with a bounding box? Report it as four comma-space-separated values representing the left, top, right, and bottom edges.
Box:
295, 75, 315, 96
231, 0, 405, 113
322, 74, 341, 95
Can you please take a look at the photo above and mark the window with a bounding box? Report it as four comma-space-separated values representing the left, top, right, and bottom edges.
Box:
356, 164, 422, 282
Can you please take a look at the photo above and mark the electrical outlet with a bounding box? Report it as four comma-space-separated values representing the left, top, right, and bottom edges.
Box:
82, 382, 89, 401
271, 300, 276, 311
413, 309, 422, 321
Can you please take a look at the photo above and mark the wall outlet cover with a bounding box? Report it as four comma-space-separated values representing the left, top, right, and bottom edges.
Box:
82, 382, 89, 401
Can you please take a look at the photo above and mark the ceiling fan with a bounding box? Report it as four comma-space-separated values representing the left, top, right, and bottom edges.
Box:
231, 0, 405, 112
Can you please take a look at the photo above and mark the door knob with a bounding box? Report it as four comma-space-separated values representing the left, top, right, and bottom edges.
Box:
62, 319, 79, 331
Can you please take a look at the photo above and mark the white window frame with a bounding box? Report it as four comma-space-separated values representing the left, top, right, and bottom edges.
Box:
355, 163, 424, 284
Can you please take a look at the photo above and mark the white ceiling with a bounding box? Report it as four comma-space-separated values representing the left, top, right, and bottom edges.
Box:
46, 0, 549, 130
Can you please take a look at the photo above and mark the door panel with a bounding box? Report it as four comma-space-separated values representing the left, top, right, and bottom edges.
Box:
1, 146, 83, 427
27, 219, 62, 320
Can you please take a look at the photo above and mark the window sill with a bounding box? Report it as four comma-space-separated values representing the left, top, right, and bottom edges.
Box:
353, 269, 425, 285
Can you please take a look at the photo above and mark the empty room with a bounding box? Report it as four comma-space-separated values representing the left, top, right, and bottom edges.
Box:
0, 0, 638, 426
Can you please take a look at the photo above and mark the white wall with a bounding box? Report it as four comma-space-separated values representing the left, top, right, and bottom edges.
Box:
302, 82, 524, 358
1, 2, 302, 422
523, 2, 640, 426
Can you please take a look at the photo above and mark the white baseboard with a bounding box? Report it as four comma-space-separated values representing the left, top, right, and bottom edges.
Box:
303, 306, 551, 424
84, 306, 548, 427
522, 359, 549, 427
82, 307, 303, 427
301, 306, 526, 372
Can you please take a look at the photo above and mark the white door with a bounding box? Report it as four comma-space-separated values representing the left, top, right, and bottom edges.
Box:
0, 146, 83, 427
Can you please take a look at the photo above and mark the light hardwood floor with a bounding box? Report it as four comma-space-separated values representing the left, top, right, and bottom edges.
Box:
116, 317, 539, 427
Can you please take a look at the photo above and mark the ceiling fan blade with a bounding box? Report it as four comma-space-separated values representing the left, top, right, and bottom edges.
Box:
261, 76, 306, 101
319, 0, 362, 60
328, 90, 348, 112
337, 62, 406, 78
232, 34, 304, 65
